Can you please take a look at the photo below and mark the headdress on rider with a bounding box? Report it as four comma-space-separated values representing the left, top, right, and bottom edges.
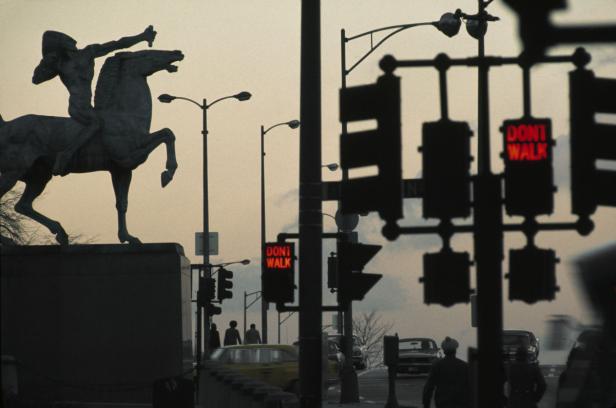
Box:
42, 31, 77, 57
32, 31, 77, 84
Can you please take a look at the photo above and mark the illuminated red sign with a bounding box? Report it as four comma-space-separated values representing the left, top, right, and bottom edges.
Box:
504, 120, 551, 162
265, 243, 295, 271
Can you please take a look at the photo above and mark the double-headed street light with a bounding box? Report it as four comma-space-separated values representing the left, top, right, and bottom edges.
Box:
260, 119, 300, 344
158, 90, 251, 365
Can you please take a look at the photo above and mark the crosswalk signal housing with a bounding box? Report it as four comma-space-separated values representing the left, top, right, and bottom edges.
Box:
262, 242, 295, 304
421, 250, 472, 307
501, 117, 555, 217
507, 246, 559, 304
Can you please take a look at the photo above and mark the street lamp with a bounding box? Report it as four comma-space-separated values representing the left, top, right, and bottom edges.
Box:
322, 163, 339, 171
207, 259, 251, 269
260, 119, 300, 344
158, 90, 251, 365
337, 12, 464, 404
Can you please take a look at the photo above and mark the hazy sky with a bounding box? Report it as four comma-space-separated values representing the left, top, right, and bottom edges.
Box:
1, 0, 615, 355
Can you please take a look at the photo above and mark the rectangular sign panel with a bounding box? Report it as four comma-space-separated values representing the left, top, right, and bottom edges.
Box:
263, 242, 295, 304
195, 232, 219, 256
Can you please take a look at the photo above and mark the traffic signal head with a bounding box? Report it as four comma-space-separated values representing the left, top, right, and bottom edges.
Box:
570, 68, 616, 218
206, 303, 222, 316
420, 119, 473, 219
197, 276, 216, 307
421, 250, 472, 307
327, 252, 338, 290
339, 73, 403, 234
507, 246, 559, 304
262, 242, 295, 304
217, 267, 233, 301
501, 117, 555, 217
336, 241, 382, 305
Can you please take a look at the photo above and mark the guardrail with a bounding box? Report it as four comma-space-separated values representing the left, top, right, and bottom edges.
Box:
198, 362, 299, 408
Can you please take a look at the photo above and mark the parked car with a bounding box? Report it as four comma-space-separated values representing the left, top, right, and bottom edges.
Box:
327, 334, 366, 370
502, 330, 540, 364
210, 344, 338, 394
397, 337, 441, 375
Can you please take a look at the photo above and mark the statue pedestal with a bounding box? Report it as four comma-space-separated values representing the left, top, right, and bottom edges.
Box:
0, 243, 192, 404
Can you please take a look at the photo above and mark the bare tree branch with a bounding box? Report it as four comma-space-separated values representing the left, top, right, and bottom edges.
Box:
353, 310, 394, 368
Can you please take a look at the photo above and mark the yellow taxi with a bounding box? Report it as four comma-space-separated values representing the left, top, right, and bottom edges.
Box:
209, 344, 338, 394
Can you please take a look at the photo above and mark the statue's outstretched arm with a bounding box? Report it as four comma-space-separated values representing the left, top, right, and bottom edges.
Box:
86, 26, 156, 58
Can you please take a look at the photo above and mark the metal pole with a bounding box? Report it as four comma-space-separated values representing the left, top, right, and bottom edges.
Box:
299, 0, 323, 405
474, 2, 504, 407
244, 291, 247, 342
260, 125, 269, 344
202, 99, 211, 360
196, 266, 202, 366
278, 312, 281, 344
339, 27, 360, 404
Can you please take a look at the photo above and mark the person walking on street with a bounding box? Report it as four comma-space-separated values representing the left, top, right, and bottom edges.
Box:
505, 346, 546, 408
245, 323, 262, 344
209, 323, 221, 351
223, 320, 242, 346
423, 336, 470, 408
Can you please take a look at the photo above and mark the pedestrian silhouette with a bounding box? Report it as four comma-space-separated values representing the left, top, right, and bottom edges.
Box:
223, 320, 242, 346
422, 336, 470, 408
505, 346, 546, 408
245, 323, 262, 344
209, 323, 221, 350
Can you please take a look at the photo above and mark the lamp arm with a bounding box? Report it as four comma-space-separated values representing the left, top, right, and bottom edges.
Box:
345, 21, 437, 75
263, 121, 290, 135
172, 96, 204, 110
206, 95, 236, 109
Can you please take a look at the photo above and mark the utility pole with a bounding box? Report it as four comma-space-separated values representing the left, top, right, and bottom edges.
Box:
473, 1, 504, 406
299, 0, 323, 406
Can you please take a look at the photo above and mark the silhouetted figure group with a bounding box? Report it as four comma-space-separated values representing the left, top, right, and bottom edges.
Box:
422, 337, 545, 408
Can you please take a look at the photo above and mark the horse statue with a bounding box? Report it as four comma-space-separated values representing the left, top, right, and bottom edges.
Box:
0, 49, 184, 245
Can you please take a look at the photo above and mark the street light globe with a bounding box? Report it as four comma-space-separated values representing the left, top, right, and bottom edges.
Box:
288, 120, 301, 129
323, 163, 339, 171
241, 259, 251, 265
436, 12, 462, 38
158, 94, 176, 103
234, 91, 252, 101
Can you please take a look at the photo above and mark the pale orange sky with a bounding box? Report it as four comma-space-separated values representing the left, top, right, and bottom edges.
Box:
1, 0, 615, 355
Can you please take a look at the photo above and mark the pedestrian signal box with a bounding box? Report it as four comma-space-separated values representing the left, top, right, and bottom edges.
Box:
262, 242, 295, 304
501, 118, 554, 216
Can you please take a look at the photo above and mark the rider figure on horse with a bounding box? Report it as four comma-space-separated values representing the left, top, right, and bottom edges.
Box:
32, 26, 157, 176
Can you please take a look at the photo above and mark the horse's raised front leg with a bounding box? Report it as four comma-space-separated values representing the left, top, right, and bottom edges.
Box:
14, 170, 69, 245
117, 128, 177, 188
111, 168, 141, 245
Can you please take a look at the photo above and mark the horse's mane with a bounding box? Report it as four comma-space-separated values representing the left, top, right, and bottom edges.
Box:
94, 52, 131, 110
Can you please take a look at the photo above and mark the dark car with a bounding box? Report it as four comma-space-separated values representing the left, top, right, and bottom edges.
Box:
556, 329, 604, 407
397, 337, 441, 375
502, 330, 540, 364
327, 334, 366, 370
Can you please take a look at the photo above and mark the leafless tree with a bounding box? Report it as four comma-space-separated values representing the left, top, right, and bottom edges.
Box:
1, 188, 96, 245
353, 310, 394, 368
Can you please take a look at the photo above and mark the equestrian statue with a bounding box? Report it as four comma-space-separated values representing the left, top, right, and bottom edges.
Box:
0, 26, 184, 245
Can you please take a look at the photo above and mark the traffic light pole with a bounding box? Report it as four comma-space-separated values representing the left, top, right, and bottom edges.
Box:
202, 98, 212, 362
299, 0, 323, 406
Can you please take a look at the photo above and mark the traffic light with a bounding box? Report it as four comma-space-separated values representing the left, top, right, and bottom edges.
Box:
570, 68, 616, 218
217, 267, 233, 301
337, 241, 382, 305
507, 245, 559, 304
339, 72, 403, 234
420, 249, 472, 307
197, 276, 215, 307
501, 117, 555, 217
262, 242, 295, 304
420, 119, 473, 219
206, 303, 221, 316
327, 252, 338, 290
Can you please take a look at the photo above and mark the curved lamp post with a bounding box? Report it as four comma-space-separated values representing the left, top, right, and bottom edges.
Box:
260, 119, 300, 344
158, 91, 251, 365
